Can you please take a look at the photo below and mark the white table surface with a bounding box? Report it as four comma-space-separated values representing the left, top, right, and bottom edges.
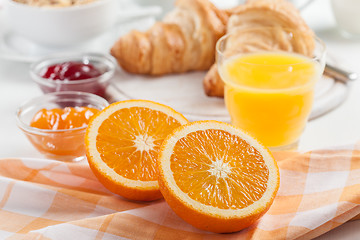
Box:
0, 0, 359, 239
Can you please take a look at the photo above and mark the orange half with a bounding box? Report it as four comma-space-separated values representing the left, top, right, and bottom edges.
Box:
85, 100, 188, 201
157, 121, 280, 232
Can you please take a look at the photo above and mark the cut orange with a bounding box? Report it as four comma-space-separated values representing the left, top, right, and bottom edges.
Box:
157, 121, 280, 233
85, 100, 188, 201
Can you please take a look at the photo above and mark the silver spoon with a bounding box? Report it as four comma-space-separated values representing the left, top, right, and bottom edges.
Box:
324, 64, 358, 83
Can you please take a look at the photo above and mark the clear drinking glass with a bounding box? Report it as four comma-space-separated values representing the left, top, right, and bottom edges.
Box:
216, 27, 326, 151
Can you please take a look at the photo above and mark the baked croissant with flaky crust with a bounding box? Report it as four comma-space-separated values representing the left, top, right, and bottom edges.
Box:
203, 0, 315, 97
110, 0, 228, 75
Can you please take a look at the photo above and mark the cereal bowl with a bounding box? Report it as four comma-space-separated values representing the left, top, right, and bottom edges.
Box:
30, 52, 116, 98
16, 91, 109, 162
5, 0, 119, 47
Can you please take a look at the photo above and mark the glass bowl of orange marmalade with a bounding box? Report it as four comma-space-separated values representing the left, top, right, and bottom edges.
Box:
16, 91, 108, 162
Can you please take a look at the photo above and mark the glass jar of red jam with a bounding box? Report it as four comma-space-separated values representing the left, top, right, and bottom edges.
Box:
30, 53, 116, 98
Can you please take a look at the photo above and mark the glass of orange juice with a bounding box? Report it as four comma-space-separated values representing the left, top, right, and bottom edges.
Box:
217, 27, 326, 151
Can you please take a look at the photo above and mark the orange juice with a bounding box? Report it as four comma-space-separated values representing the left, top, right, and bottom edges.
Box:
220, 51, 321, 148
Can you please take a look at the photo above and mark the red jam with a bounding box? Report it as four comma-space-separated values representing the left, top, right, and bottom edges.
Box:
41, 62, 102, 81
39, 61, 109, 98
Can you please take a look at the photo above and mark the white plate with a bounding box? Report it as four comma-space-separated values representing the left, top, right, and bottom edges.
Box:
0, 5, 159, 62
107, 70, 349, 122
0, 2, 349, 122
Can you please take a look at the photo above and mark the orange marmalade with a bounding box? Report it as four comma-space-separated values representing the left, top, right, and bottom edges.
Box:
28, 107, 99, 161
30, 107, 98, 130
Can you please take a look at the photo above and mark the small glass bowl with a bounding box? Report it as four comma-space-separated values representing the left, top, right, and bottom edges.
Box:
30, 53, 116, 98
16, 91, 109, 162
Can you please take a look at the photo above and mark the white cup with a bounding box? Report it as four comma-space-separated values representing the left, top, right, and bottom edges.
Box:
5, 0, 119, 47
331, 0, 360, 38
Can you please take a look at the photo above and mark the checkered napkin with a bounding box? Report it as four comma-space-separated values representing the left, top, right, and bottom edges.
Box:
0, 144, 359, 240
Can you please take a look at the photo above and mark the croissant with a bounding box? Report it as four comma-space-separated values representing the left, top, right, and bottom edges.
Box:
203, 0, 315, 97
110, 0, 228, 75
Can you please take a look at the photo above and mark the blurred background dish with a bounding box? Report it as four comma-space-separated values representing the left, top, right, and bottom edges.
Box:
0, 2, 159, 62
331, 0, 360, 39
5, 0, 119, 47
12, 0, 97, 7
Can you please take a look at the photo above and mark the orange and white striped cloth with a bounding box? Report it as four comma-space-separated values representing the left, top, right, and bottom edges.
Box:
0, 143, 359, 240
